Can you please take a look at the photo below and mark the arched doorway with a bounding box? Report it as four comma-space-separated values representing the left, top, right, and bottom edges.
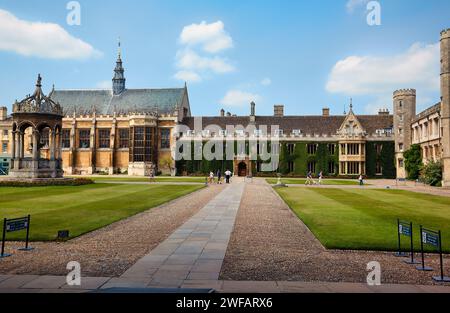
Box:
238, 162, 247, 177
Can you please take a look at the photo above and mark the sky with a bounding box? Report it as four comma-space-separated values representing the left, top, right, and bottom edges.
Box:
0, 0, 449, 117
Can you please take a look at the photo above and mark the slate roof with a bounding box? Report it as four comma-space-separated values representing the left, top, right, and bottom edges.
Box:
181, 115, 393, 136
51, 88, 186, 116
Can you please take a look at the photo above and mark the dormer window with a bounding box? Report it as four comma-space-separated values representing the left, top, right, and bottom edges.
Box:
254, 129, 263, 137
235, 130, 245, 137
187, 130, 195, 137
202, 130, 210, 137
292, 129, 301, 136
219, 130, 228, 137
274, 129, 283, 137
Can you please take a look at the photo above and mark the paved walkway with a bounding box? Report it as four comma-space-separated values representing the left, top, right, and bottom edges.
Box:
101, 180, 245, 289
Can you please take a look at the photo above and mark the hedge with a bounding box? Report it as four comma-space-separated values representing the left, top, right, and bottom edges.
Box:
0, 178, 94, 187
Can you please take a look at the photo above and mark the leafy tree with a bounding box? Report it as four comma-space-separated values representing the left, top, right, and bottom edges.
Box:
403, 144, 422, 180
420, 161, 443, 187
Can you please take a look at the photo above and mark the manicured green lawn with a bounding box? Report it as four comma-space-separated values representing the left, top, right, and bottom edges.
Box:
266, 178, 361, 186
275, 187, 450, 252
0, 184, 203, 241
68, 176, 207, 183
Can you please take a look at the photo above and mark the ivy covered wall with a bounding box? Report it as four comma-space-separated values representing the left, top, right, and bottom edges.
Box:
175, 140, 395, 178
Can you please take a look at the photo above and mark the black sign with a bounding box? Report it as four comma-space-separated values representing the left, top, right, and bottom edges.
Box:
399, 223, 411, 237
422, 230, 440, 247
6, 219, 29, 233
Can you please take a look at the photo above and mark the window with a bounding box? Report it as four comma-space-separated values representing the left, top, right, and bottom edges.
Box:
78, 129, 90, 149
219, 130, 228, 137
61, 129, 71, 148
375, 144, 383, 156
347, 143, 360, 155
308, 161, 316, 173
254, 129, 263, 137
376, 161, 383, 175
161, 129, 171, 149
328, 144, 336, 155
235, 130, 245, 137
328, 161, 335, 174
399, 115, 404, 122
98, 129, 110, 148
292, 129, 301, 136
274, 129, 283, 137
132, 127, 153, 162
3, 130, 7, 136
399, 101, 403, 108
307, 144, 317, 155
40, 129, 49, 147
341, 144, 346, 155
201, 130, 210, 137
399, 143, 404, 152
271, 143, 280, 155
347, 162, 360, 175
288, 161, 294, 173
398, 128, 403, 135
398, 159, 404, 168
287, 144, 295, 155
2, 143, 7, 153
187, 130, 195, 137
119, 129, 129, 148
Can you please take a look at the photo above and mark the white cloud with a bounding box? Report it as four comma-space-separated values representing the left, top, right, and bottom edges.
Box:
346, 0, 369, 13
261, 78, 272, 86
180, 21, 233, 53
326, 42, 440, 113
174, 70, 202, 83
176, 49, 235, 74
174, 21, 235, 83
0, 9, 101, 59
95, 80, 111, 89
220, 90, 261, 107
326, 42, 439, 95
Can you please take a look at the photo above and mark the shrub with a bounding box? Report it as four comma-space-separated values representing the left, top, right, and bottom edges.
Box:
404, 144, 422, 180
420, 161, 443, 187
0, 178, 94, 187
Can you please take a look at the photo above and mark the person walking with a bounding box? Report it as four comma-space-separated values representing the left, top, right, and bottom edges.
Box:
209, 171, 214, 184
149, 166, 156, 183
318, 171, 323, 185
225, 169, 232, 184
217, 169, 222, 184
359, 175, 364, 186
305, 171, 313, 185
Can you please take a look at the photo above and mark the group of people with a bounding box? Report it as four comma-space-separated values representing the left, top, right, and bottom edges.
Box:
208, 169, 233, 184
305, 171, 324, 185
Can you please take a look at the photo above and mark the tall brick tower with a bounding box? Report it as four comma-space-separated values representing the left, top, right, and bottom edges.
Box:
393, 89, 416, 179
441, 29, 450, 187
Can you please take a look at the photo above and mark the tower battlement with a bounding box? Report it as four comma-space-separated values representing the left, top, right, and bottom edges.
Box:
393, 89, 416, 97
441, 28, 450, 39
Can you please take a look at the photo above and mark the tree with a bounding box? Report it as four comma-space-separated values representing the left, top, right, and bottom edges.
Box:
159, 155, 175, 176
420, 161, 443, 187
403, 144, 422, 180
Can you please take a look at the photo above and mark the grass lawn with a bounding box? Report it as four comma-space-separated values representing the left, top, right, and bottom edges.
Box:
0, 184, 203, 241
266, 178, 361, 186
275, 187, 450, 252
68, 176, 207, 183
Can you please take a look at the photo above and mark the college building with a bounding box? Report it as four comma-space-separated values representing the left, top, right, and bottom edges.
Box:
0, 29, 449, 183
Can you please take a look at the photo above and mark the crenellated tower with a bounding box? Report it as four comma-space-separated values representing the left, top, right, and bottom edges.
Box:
441, 29, 450, 186
393, 89, 416, 179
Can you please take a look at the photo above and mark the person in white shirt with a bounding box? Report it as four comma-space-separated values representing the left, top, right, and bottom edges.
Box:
225, 170, 232, 184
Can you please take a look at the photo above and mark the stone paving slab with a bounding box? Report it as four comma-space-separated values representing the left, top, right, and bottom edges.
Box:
120, 181, 245, 283
21, 276, 67, 289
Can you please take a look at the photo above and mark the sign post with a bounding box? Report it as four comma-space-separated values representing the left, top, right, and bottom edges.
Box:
0, 215, 33, 259
0, 218, 12, 258
419, 228, 450, 283
416, 225, 433, 271
395, 219, 409, 257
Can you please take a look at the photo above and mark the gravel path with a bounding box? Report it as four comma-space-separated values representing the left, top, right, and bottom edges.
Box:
220, 179, 450, 285
0, 185, 224, 277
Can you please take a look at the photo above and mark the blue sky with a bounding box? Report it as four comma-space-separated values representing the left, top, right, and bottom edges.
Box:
0, 0, 449, 116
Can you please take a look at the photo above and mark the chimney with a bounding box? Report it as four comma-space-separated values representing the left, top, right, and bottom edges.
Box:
220, 109, 225, 117
0, 107, 7, 121
274, 105, 284, 117
378, 108, 390, 115
322, 108, 330, 117
250, 102, 256, 116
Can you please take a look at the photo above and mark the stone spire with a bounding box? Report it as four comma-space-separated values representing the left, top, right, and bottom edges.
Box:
112, 38, 126, 95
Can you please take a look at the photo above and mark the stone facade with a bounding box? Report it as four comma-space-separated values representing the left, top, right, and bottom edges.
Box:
393, 29, 450, 186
